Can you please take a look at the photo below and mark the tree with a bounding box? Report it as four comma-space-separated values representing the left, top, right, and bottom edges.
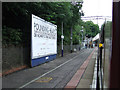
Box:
2, 2, 83, 46
83, 21, 99, 38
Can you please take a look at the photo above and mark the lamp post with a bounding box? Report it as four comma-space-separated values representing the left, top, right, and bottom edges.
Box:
70, 27, 72, 53
81, 26, 84, 48
79, 33, 80, 51
61, 22, 64, 57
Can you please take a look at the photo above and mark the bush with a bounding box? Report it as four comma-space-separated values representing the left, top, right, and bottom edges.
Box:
2, 26, 22, 46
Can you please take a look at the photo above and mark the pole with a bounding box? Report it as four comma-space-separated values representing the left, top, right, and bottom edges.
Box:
82, 32, 83, 43
82, 30, 83, 48
81, 26, 84, 48
71, 27, 72, 53
61, 22, 63, 57
79, 33, 80, 51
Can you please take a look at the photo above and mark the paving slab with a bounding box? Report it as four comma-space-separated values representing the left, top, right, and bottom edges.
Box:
65, 48, 97, 89
76, 48, 97, 89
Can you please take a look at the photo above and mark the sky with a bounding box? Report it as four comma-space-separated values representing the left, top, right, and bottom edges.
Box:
81, 0, 113, 28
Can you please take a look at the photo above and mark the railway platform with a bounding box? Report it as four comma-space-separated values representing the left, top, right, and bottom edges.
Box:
65, 47, 97, 89
2, 47, 97, 89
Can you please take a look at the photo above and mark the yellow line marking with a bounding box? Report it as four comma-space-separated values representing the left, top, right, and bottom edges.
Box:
35, 77, 52, 83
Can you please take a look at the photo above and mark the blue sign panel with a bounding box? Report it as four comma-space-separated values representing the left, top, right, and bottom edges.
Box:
31, 14, 57, 67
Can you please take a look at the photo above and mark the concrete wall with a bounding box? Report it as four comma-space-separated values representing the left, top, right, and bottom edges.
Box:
2, 45, 81, 74
57, 45, 81, 57
2, 46, 30, 73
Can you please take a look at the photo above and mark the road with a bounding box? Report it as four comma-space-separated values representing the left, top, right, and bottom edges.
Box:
2, 48, 94, 89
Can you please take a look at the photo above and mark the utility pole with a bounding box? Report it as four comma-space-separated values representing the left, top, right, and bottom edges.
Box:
61, 22, 64, 57
79, 33, 80, 51
82, 31, 83, 48
81, 26, 84, 48
70, 27, 72, 53
82, 31, 83, 42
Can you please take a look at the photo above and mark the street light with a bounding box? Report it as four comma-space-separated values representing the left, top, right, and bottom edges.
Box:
70, 27, 72, 53
61, 22, 64, 57
81, 26, 84, 48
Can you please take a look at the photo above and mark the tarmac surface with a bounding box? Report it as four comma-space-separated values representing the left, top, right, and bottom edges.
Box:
2, 48, 95, 89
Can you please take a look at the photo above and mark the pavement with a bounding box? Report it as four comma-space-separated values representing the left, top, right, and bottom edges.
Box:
76, 47, 97, 89
2, 47, 97, 89
65, 47, 97, 89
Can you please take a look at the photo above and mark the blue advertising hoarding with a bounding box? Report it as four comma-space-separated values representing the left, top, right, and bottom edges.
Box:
31, 14, 57, 67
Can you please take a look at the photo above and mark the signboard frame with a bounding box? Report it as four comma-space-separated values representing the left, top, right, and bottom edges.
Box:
31, 14, 57, 67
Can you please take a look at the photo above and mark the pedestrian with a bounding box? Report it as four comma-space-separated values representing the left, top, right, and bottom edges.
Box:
85, 44, 87, 49
89, 44, 90, 48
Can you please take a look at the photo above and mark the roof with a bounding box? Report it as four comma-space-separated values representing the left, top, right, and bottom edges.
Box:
92, 33, 100, 41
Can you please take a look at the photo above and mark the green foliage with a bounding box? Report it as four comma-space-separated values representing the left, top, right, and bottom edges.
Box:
2, 2, 83, 46
83, 21, 99, 38
3, 2, 100, 46
73, 24, 82, 45
71, 20, 100, 45
3, 26, 22, 46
